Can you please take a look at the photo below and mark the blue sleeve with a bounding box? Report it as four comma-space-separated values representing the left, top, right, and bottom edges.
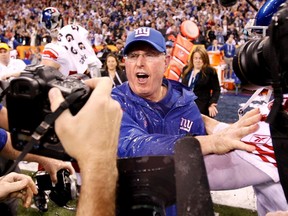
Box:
232, 46, 237, 55
117, 111, 185, 158
0, 129, 7, 151
0, 103, 3, 110
219, 44, 225, 51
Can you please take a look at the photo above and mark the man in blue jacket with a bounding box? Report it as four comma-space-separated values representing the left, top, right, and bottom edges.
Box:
112, 27, 288, 215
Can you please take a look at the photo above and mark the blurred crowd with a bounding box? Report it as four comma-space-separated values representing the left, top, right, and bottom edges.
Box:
0, 0, 264, 61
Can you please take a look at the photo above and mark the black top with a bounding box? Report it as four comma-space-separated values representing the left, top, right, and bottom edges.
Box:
101, 70, 127, 86
182, 66, 221, 116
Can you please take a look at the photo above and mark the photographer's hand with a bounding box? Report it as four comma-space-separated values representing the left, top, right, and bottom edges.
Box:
48, 77, 122, 216
0, 172, 38, 208
37, 158, 74, 184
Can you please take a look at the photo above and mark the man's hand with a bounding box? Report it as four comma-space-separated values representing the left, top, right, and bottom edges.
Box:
38, 158, 74, 184
198, 108, 261, 155
0, 172, 38, 208
48, 77, 122, 216
48, 77, 122, 166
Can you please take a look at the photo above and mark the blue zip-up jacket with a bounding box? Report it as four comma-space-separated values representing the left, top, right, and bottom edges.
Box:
112, 79, 207, 215
112, 79, 206, 158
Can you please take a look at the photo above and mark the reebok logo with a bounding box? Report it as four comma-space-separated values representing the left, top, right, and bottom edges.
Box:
250, 134, 271, 145
134, 27, 150, 37
180, 117, 193, 132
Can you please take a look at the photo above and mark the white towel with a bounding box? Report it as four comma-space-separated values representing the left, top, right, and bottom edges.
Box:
58, 24, 102, 74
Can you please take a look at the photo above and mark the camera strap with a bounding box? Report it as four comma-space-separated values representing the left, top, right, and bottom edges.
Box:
0, 84, 10, 102
5, 90, 86, 175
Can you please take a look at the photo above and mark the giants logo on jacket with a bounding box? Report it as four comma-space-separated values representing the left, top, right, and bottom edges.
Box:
180, 117, 193, 132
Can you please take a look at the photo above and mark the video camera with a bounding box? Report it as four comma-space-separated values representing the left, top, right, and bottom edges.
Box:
233, 3, 288, 92
5, 65, 91, 161
232, 0, 288, 202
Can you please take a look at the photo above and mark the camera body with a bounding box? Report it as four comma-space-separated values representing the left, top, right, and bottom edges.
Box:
34, 169, 77, 212
6, 65, 91, 161
233, 2, 288, 92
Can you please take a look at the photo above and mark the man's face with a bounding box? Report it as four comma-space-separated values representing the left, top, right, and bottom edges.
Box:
125, 43, 166, 101
0, 48, 10, 65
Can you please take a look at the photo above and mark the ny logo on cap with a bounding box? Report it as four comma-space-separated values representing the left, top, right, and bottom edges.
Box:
134, 27, 150, 37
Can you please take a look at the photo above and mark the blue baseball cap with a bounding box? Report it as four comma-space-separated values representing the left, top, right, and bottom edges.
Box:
123, 27, 166, 55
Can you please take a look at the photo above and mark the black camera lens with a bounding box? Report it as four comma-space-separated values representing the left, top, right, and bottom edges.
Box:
116, 156, 175, 216
233, 37, 273, 89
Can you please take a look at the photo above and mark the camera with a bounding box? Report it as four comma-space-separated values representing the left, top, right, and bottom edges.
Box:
232, 1, 288, 202
116, 156, 176, 216
233, 2, 288, 92
5, 65, 91, 161
33, 169, 77, 212
116, 137, 214, 216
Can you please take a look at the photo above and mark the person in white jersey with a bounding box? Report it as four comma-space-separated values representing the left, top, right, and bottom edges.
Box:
40, 7, 102, 77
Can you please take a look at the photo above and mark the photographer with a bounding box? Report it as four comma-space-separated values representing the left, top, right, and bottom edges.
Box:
0, 76, 121, 216
0, 101, 74, 215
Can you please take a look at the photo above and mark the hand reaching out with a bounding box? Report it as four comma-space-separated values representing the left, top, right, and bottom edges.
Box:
38, 158, 74, 184
0, 172, 38, 208
198, 108, 261, 155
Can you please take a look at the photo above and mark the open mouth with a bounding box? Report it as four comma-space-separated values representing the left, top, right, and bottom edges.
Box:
136, 73, 149, 79
136, 73, 149, 83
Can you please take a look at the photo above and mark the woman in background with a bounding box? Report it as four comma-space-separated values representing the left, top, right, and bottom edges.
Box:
101, 53, 127, 86
181, 46, 221, 117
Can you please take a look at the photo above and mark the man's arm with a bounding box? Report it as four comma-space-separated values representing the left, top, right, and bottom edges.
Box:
0, 133, 74, 183
40, 59, 61, 70
77, 157, 117, 216
114, 94, 260, 158
49, 77, 122, 216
